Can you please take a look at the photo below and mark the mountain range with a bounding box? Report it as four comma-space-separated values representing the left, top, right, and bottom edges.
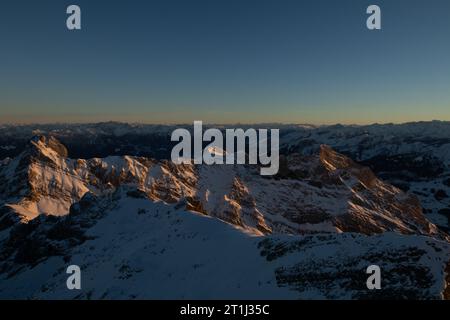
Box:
0, 121, 449, 299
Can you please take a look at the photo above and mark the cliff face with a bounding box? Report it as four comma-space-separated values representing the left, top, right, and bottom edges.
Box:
0, 136, 441, 238
0, 136, 449, 299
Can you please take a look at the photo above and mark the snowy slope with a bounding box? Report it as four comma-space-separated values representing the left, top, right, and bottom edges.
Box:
1, 121, 448, 231
1, 191, 449, 300
0, 136, 443, 239
279, 122, 450, 231
0, 133, 450, 299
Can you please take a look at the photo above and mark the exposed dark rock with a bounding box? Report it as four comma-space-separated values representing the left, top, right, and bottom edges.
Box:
435, 189, 448, 201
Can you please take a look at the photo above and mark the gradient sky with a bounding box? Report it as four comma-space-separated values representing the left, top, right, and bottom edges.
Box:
0, 0, 449, 124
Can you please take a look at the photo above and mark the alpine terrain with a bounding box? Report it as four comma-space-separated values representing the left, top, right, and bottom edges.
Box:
0, 122, 449, 299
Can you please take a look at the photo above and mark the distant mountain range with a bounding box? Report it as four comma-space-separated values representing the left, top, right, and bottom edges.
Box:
0, 121, 449, 299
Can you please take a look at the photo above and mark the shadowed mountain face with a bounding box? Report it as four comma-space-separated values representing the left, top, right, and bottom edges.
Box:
0, 124, 449, 299
1, 121, 449, 230
0, 135, 441, 237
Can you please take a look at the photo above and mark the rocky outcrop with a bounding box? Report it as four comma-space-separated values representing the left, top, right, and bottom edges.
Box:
0, 135, 450, 299
444, 262, 450, 300
0, 136, 444, 240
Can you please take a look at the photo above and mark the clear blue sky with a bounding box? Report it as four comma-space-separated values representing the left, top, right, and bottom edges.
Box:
0, 0, 449, 124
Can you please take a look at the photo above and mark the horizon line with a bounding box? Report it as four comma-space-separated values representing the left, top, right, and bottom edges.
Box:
0, 119, 448, 127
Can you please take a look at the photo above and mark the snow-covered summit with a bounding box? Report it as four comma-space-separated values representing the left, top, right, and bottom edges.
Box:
0, 136, 443, 238
0, 133, 449, 299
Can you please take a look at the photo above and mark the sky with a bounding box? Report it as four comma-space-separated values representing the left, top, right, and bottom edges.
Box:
0, 0, 449, 125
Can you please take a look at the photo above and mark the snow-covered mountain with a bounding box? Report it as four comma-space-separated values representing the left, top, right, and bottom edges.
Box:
0, 135, 443, 237
1, 121, 448, 232
279, 121, 450, 231
1, 133, 449, 299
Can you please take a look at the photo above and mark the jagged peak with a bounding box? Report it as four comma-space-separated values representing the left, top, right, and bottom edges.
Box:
31, 135, 68, 158
319, 144, 354, 171
319, 144, 377, 188
30, 135, 68, 158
